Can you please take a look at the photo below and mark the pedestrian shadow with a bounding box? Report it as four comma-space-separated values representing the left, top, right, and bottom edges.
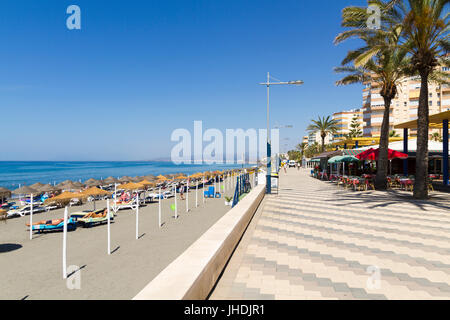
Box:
0, 243, 22, 254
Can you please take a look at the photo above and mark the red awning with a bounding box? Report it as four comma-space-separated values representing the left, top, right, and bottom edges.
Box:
356, 148, 408, 161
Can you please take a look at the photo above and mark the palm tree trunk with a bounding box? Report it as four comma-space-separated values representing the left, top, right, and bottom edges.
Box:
321, 135, 326, 153
414, 71, 430, 199
375, 97, 391, 190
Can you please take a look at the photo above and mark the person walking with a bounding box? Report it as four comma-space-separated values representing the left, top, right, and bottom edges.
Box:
180, 184, 185, 200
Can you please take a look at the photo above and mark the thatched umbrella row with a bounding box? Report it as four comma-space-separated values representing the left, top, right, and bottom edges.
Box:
0, 169, 249, 202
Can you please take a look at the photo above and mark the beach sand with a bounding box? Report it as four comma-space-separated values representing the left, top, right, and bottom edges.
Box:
0, 186, 235, 300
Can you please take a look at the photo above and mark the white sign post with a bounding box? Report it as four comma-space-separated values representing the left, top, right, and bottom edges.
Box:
203, 177, 205, 204
195, 181, 198, 208
63, 206, 68, 279
174, 185, 178, 219
135, 195, 139, 240
158, 187, 162, 228
107, 199, 111, 255
29, 193, 33, 240
186, 183, 189, 213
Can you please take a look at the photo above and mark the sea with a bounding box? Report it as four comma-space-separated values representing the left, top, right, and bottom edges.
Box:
0, 161, 252, 190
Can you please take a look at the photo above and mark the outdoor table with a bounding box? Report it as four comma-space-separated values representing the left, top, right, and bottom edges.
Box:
398, 178, 414, 191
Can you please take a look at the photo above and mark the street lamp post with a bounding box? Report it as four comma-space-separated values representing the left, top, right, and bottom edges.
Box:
260, 73, 303, 194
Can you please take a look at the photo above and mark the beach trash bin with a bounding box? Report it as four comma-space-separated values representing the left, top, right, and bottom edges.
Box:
208, 186, 215, 198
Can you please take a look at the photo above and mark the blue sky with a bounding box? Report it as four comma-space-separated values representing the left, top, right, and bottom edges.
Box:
0, 0, 367, 161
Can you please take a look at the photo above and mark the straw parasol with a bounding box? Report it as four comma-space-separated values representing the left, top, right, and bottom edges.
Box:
175, 174, 187, 181
38, 184, 61, 193
157, 175, 168, 181
74, 181, 85, 188
190, 173, 203, 180
12, 185, 38, 196
118, 176, 132, 183
81, 187, 111, 197
0, 187, 11, 204
0, 187, 11, 196
60, 181, 83, 191
143, 175, 156, 181
84, 178, 102, 187
44, 191, 86, 207
12, 186, 39, 240
103, 176, 118, 185
30, 182, 45, 190
139, 180, 156, 188
57, 180, 73, 187
81, 187, 111, 211
116, 182, 144, 191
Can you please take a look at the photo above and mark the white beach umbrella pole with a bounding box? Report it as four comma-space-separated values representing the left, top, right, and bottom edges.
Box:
158, 187, 162, 228
63, 206, 68, 279
30, 193, 33, 240
107, 199, 111, 255
186, 183, 189, 213
135, 195, 139, 240
174, 185, 178, 219
114, 183, 117, 212
195, 181, 198, 208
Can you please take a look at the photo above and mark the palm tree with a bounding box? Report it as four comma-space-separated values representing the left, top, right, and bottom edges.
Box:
390, 130, 401, 137
307, 116, 339, 152
334, 0, 412, 190
304, 142, 321, 158
296, 142, 308, 157
430, 132, 443, 142
401, 0, 449, 199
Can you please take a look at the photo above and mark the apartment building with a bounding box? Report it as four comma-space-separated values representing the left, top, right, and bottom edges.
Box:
302, 136, 309, 145
308, 130, 333, 146
332, 109, 364, 141
363, 65, 450, 138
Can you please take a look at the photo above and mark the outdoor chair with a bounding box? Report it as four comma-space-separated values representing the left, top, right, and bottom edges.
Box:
364, 179, 375, 191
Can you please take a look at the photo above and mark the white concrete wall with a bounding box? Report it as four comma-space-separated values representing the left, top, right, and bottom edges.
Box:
133, 184, 266, 300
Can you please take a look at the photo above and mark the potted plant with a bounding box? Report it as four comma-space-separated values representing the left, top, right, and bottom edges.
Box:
224, 196, 233, 206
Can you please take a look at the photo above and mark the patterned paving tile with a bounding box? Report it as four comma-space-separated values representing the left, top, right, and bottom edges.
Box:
209, 169, 450, 300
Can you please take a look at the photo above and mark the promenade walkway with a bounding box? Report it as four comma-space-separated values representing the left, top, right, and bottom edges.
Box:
210, 168, 450, 300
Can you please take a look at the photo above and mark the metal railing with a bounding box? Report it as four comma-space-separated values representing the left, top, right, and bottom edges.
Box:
232, 173, 252, 208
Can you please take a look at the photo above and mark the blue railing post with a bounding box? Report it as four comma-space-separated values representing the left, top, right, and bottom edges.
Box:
266, 142, 271, 194
403, 128, 409, 176
443, 120, 449, 186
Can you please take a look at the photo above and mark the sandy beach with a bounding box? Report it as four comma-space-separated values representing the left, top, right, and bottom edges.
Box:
0, 186, 236, 300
